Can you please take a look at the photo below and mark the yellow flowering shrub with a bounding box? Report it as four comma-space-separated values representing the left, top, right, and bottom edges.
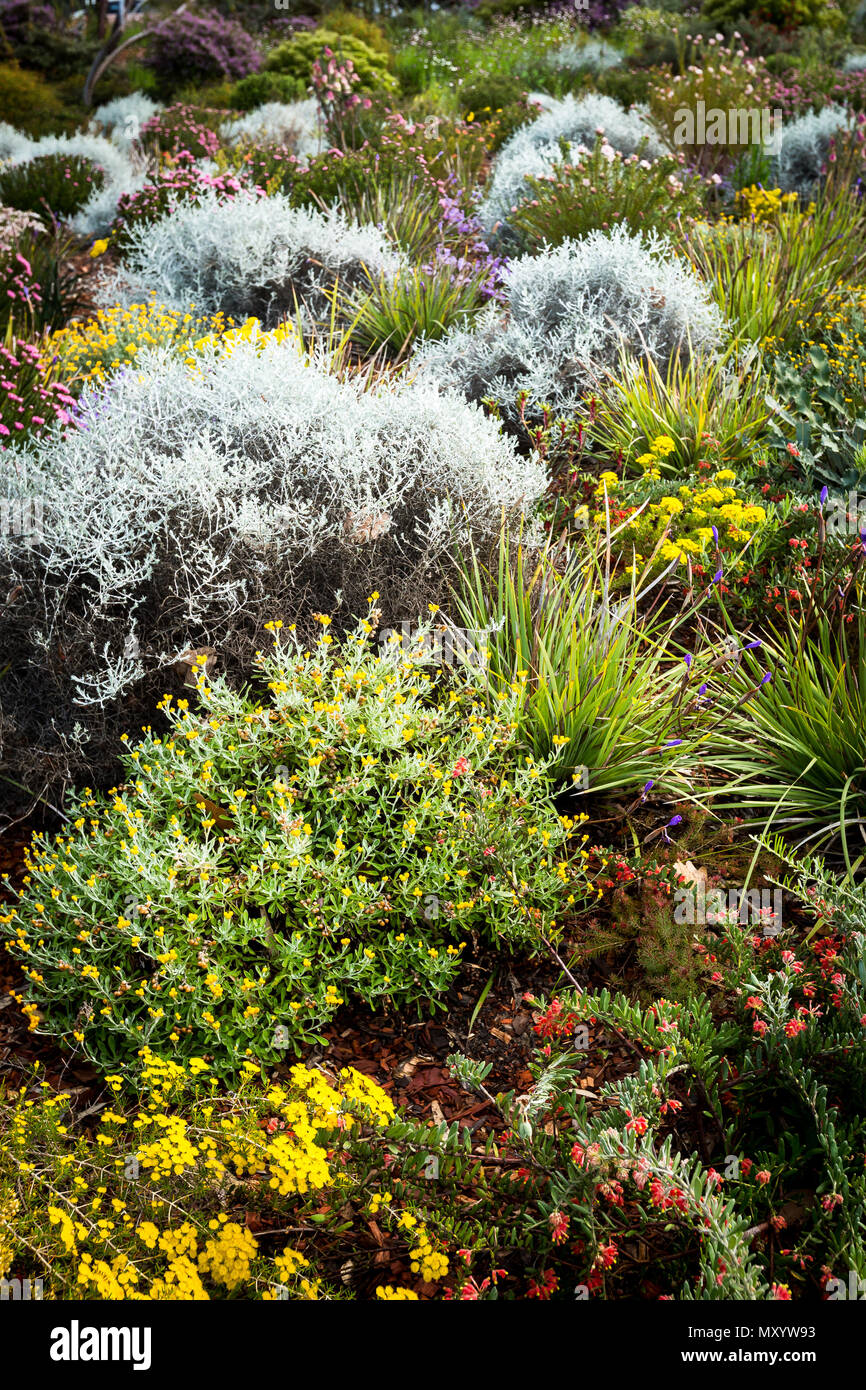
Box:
47, 301, 299, 388
0, 1051, 433, 1302
2, 606, 596, 1073
592, 470, 767, 572
734, 184, 799, 225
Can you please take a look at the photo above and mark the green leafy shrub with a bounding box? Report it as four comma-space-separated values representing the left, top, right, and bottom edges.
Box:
0, 151, 105, 222
767, 336, 866, 493
2, 612, 594, 1074
441, 852, 866, 1298
230, 70, 307, 111
264, 29, 396, 95
0, 62, 62, 134
457, 73, 526, 120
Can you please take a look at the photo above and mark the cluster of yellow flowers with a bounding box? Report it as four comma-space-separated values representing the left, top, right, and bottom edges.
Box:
734, 184, 799, 224
632, 433, 678, 481
47, 301, 236, 385
593, 469, 766, 568
46, 301, 300, 387
1, 1050, 423, 1301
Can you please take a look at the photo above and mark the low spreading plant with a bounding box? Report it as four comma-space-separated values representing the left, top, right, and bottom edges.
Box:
139, 105, 225, 161
2, 611, 595, 1069
0, 327, 77, 445
0, 228, 89, 336
0, 1050, 423, 1300
441, 858, 866, 1298
591, 468, 769, 578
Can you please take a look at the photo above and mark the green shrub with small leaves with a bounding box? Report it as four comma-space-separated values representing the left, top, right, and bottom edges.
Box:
0, 152, 105, 223
264, 29, 397, 94
2, 611, 595, 1077
229, 70, 307, 111
0, 62, 63, 134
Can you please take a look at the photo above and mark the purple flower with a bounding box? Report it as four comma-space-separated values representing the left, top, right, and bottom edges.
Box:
820, 486, 829, 506
668, 815, 683, 827
684, 653, 692, 669
744, 639, 762, 650
760, 672, 772, 686
711, 526, 719, 545
665, 739, 684, 746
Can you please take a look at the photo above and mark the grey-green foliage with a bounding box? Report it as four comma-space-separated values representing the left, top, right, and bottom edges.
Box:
102, 188, 404, 329
420, 226, 726, 429
0, 336, 545, 802
773, 105, 852, 198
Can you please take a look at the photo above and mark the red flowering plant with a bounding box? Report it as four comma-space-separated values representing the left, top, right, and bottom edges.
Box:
414, 843, 866, 1301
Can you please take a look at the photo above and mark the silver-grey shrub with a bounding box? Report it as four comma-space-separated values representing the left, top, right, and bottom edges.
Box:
0, 336, 544, 802
220, 99, 324, 162
420, 226, 726, 429
480, 93, 662, 236
548, 39, 623, 73
89, 93, 163, 148
773, 105, 852, 198
104, 189, 403, 328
